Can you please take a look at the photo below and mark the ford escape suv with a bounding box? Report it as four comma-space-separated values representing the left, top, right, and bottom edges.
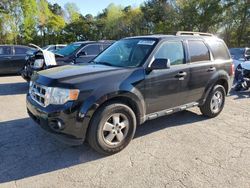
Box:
27, 32, 234, 155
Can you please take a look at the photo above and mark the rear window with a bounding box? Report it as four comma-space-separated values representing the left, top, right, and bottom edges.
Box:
207, 41, 230, 60
188, 41, 210, 62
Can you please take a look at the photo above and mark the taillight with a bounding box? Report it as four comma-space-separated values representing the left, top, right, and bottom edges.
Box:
230, 63, 235, 76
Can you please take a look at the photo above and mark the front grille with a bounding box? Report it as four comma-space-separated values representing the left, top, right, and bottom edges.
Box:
30, 82, 47, 107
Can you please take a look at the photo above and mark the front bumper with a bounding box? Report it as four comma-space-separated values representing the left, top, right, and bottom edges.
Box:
27, 95, 88, 145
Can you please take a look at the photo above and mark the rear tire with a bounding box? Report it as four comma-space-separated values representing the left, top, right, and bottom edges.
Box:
200, 85, 226, 118
87, 103, 136, 155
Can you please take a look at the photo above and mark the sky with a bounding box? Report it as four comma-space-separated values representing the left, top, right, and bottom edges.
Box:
48, 0, 146, 16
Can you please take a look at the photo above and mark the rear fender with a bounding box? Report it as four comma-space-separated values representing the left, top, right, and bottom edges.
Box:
200, 70, 230, 105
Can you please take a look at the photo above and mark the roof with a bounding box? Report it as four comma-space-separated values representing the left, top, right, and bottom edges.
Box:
125, 34, 222, 42
73, 40, 114, 45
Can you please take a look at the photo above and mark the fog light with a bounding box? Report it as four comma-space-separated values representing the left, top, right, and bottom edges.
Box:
50, 119, 65, 131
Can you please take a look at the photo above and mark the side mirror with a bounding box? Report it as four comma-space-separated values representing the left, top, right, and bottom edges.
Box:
150, 58, 170, 70
77, 51, 87, 57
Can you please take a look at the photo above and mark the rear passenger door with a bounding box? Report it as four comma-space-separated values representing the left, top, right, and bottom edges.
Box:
75, 44, 101, 64
185, 40, 216, 103
0, 46, 14, 74
11, 46, 29, 73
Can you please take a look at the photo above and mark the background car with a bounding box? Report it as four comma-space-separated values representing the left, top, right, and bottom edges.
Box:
0, 45, 35, 75
21, 40, 114, 81
229, 47, 250, 68
42, 44, 66, 52
229, 47, 250, 80
55, 40, 114, 64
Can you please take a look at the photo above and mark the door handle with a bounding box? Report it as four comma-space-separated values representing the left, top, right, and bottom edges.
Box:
176, 71, 187, 78
3, 56, 12, 59
207, 67, 216, 72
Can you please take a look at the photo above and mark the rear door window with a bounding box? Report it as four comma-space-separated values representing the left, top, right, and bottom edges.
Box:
188, 41, 210, 62
0, 46, 12, 56
154, 41, 185, 65
14, 47, 28, 55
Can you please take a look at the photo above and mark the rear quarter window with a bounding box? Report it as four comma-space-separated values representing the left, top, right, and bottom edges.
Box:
207, 41, 230, 60
188, 41, 210, 62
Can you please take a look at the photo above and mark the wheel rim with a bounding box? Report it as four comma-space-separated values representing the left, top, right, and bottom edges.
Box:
210, 90, 223, 113
102, 113, 129, 146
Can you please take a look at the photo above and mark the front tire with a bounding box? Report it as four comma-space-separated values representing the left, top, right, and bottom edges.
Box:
87, 103, 136, 155
200, 85, 226, 118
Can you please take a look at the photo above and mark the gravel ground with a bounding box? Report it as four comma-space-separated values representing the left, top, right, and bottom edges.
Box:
0, 76, 249, 188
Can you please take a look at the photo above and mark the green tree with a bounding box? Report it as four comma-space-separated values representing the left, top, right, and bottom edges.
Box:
141, 0, 179, 34
37, 0, 51, 45
176, 0, 224, 32
64, 3, 80, 23
20, 0, 38, 43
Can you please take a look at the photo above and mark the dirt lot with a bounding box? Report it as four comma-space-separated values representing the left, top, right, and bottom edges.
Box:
0, 76, 249, 188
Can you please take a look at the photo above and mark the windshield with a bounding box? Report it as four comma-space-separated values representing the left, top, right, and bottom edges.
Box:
56, 43, 82, 56
94, 39, 157, 67
42, 45, 50, 50
229, 48, 245, 60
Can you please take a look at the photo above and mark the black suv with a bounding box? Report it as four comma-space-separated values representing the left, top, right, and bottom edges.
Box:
27, 32, 234, 155
22, 41, 113, 81
0, 45, 35, 75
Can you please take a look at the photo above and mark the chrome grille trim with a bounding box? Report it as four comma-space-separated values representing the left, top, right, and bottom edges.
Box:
30, 82, 48, 107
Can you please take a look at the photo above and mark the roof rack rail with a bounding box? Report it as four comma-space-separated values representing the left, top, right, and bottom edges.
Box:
176, 31, 214, 37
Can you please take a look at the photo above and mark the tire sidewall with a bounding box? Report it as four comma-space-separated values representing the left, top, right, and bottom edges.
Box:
93, 104, 136, 154
209, 85, 226, 116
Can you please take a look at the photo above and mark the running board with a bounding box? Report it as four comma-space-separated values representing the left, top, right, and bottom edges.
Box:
146, 102, 199, 121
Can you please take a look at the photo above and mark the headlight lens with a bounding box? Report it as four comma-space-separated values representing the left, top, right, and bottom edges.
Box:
29, 82, 79, 106
33, 59, 44, 69
45, 88, 79, 106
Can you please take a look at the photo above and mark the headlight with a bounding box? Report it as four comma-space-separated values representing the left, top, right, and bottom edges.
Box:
45, 87, 79, 106
33, 59, 44, 69
29, 82, 79, 106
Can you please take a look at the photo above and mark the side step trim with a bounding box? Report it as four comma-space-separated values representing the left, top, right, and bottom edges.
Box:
146, 102, 199, 121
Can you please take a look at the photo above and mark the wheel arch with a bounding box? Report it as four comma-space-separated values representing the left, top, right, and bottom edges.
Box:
201, 71, 231, 105
78, 90, 146, 141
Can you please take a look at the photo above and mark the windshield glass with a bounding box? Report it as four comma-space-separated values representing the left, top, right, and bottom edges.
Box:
229, 48, 245, 60
42, 45, 50, 50
94, 39, 157, 67
56, 43, 82, 56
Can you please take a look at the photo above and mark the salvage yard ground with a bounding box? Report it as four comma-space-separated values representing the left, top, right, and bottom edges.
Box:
0, 76, 249, 188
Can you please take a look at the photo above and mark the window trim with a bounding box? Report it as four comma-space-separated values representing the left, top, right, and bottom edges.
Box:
186, 40, 212, 64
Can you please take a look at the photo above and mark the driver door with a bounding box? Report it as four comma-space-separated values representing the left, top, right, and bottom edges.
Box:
143, 41, 190, 114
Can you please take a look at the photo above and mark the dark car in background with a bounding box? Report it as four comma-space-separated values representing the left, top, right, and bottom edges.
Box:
229, 47, 250, 80
229, 48, 250, 61
22, 41, 114, 81
0, 45, 35, 75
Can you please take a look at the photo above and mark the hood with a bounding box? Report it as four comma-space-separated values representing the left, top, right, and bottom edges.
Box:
34, 64, 133, 87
